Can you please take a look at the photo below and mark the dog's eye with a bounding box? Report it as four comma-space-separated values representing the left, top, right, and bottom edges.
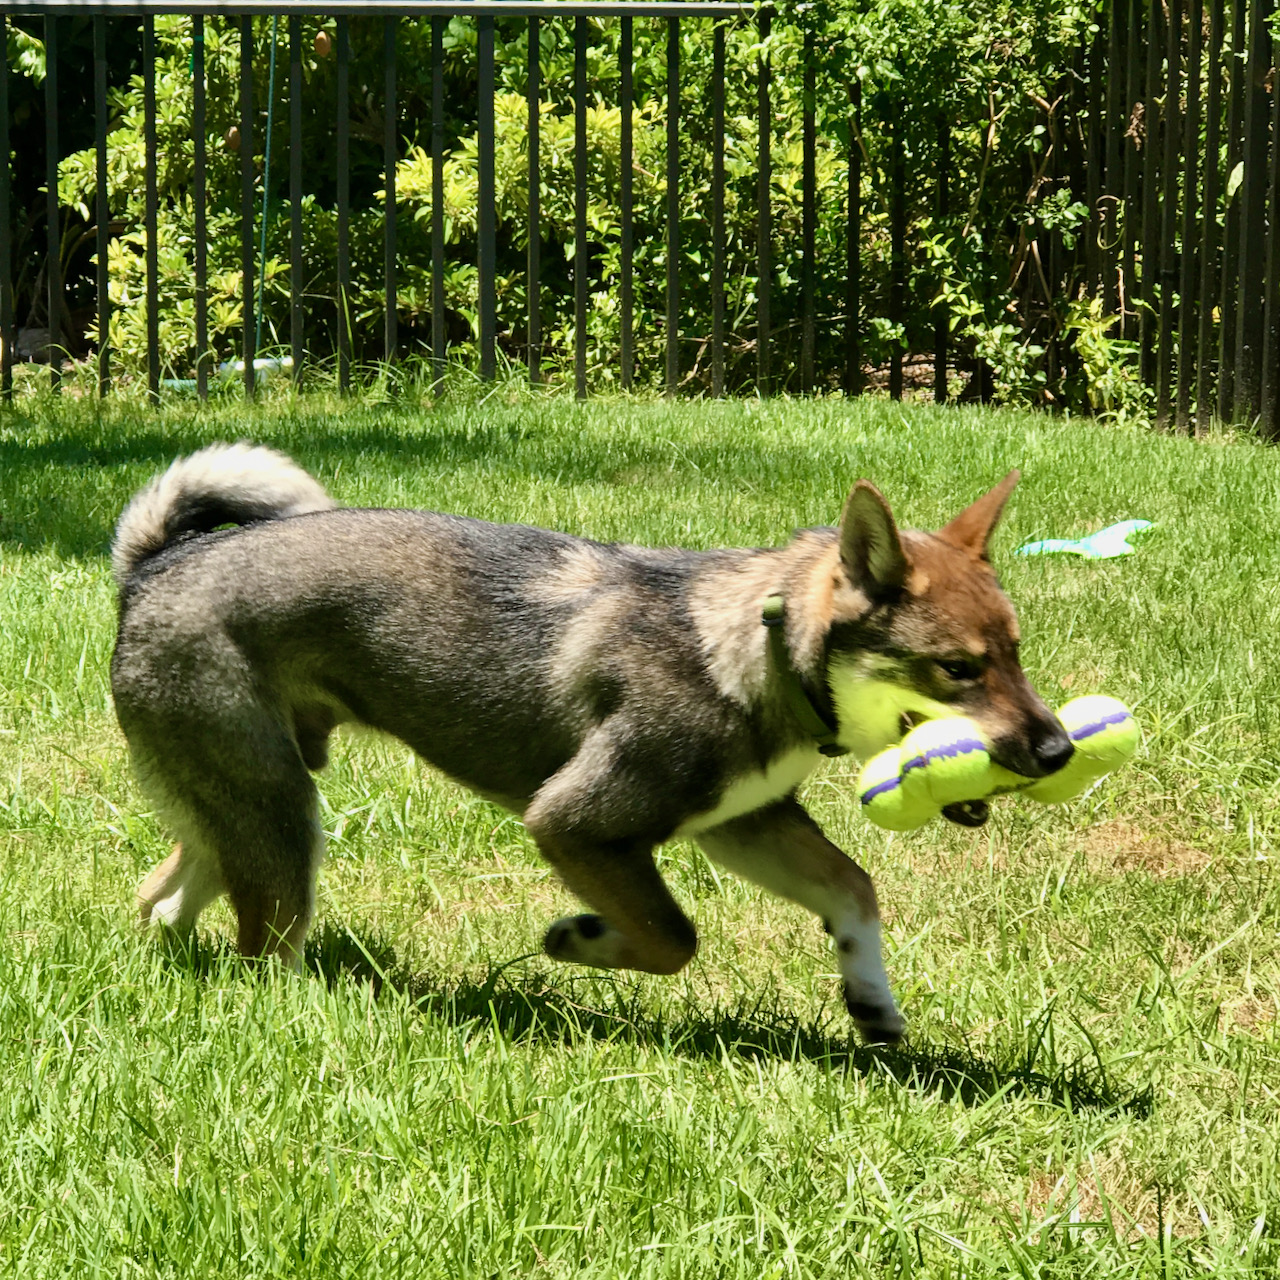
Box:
937, 658, 982, 682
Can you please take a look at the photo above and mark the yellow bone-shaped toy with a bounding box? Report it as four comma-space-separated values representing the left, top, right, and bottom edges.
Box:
856, 695, 1138, 832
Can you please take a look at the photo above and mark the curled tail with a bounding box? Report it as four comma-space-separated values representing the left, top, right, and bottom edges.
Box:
112, 442, 336, 588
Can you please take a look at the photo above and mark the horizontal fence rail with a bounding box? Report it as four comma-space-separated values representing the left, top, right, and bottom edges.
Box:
3, 0, 1280, 425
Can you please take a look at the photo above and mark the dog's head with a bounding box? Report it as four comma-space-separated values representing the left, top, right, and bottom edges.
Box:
822, 472, 1072, 778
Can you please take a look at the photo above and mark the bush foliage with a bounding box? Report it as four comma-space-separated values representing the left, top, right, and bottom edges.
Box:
6, 1, 1120, 400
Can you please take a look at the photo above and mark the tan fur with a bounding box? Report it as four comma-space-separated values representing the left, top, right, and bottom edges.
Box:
687, 552, 797, 705
550, 591, 628, 700
536, 542, 609, 604
937, 469, 1021, 556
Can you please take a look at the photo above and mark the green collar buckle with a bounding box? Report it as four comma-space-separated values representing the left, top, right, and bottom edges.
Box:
762, 594, 849, 758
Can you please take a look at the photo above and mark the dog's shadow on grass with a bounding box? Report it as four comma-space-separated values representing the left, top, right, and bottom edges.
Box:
298, 922, 1153, 1119
160, 924, 1151, 1117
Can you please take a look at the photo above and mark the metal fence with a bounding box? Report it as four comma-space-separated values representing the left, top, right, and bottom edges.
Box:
5, 0, 1280, 426
3, 0, 782, 400
1093, 0, 1280, 435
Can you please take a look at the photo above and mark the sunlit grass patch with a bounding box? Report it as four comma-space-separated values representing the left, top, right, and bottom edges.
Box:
2, 389, 1280, 1276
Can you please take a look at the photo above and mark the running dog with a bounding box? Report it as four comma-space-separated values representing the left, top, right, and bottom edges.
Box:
111, 444, 1072, 1043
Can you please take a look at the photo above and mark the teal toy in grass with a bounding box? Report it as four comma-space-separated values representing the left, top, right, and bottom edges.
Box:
856, 695, 1139, 831
1014, 520, 1153, 560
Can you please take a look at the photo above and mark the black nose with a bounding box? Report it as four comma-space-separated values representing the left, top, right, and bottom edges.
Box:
1035, 730, 1074, 775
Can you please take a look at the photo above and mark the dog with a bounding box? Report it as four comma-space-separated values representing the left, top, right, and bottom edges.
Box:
110, 444, 1072, 1043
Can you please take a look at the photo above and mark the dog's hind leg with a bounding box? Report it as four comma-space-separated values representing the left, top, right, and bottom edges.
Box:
195, 765, 324, 969
524, 734, 698, 976
129, 727, 324, 969
138, 839, 226, 933
696, 797, 905, 1044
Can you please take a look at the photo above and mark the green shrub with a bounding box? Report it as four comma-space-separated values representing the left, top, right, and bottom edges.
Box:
27, 0, 1108, 399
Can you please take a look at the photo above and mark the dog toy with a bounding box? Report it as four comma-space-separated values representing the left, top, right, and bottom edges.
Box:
1014, 519, 1153, 560
856, 695, 1139, 831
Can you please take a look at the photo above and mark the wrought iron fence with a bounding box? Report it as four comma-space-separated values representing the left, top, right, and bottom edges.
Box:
1095, 0, 1280, 435
4, 0, 1280, 429
4, 1, 799, 399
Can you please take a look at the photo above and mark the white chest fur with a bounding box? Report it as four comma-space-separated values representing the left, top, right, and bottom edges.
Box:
675, 746, 821, 836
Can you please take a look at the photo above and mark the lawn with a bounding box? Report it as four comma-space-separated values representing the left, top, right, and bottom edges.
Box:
1, 385, 1278, 1277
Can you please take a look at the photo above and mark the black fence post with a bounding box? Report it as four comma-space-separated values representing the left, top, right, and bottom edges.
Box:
384, 17, 398, 370
1084, 29, 1102, 304
478, 14, 497, 382
934, 115, 949, 403
0, 10, 10, 405
431, 16, 445, 386
1197, 0, 1224, 428
0, 12, 10, 402
336, 17, 351, 392
1232, 0, 1272, 423
844, 81, 862, 396
800, 20, 816, 394
288, 15, 301, 387
889, 113, 905, 402
240, 15, 255, 399
1045, 67, 1064, 389
1177, 0, 1202, 433
94, 15, 111, 398
620, 15, 634, 390
1155, 0, 1181, 428
1102, 0, 1123, 320
1122, 0, 1143, 341
711, 19, 725, 397
1139, 0, 1162, 389
195, 15, 210, 398
665, 16, 680, 396
44, 15, 60, 392
1258, 30, 1280, 436
574, 15, 588, 399
528, 15, 542, 384
1219, 0, 1247, 420
756, 2, 772, 396
143, 16, 159, 402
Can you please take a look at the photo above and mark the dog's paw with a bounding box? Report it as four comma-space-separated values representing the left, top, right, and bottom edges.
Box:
543, 914, 628, 968
942, 798, 989, 827
844, 986, 907, 1046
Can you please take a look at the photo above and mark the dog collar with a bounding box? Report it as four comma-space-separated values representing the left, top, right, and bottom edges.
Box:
762, 594, 849, 757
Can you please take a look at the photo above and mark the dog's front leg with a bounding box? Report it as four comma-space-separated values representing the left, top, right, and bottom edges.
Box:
695, 798, 905, 1044
532, 830, 698, 976
524, 735, 698, 976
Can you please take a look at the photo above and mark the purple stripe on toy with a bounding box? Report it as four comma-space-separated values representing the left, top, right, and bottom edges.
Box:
1068, 710, 1130, 742
901, 737, 987, 775
861, 775, 902, 804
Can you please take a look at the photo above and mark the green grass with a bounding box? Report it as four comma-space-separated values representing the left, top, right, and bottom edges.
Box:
2, 385, 1279, 1277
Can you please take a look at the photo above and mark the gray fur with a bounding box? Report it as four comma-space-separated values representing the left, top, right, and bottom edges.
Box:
112, 446, 1065, 1044
112, 442, 334, 588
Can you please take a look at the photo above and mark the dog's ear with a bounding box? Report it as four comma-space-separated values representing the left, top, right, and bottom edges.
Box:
937, 470, 1020, 560
839, 480, 908, 601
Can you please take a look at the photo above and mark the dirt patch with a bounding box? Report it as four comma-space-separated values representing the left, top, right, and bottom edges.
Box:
1023, 1156, 1199, 1241
1081, 820, 1211, 878
1220, 995, 1277, 1035
892, 829, 1016, 879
